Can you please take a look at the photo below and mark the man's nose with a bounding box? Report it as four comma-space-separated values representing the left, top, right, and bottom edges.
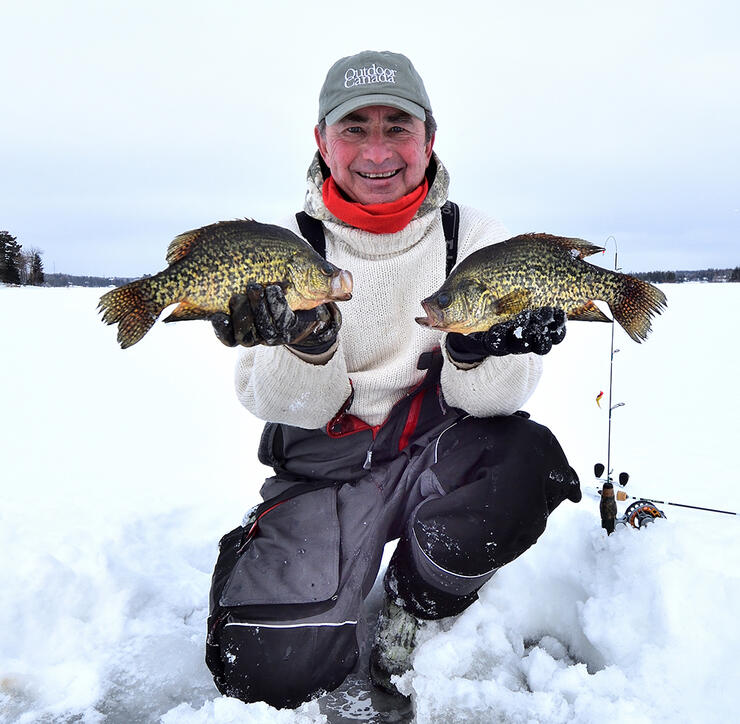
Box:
361, 132, 393, 165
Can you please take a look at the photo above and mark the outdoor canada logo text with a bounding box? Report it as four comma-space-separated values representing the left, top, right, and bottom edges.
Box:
344, 63, 397, 88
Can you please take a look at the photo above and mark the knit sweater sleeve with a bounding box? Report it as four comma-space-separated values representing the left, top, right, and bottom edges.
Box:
234, 340, 352, 429
439, 206, 543, 417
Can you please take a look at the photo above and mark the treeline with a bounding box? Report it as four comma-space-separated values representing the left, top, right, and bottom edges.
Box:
4, 225, 738, 288
45, 273, 136, 288
2, 228, 136, 288
0, 231, 44, 285
631, 267, 740, 283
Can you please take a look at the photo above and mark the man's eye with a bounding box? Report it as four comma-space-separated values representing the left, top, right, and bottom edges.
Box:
345, 126, 363, 134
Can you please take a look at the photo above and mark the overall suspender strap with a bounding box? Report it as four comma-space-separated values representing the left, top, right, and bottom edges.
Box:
295, 211, 326, 258
440, 200, 460, 277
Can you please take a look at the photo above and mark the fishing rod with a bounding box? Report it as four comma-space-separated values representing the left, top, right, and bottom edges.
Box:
589, 464, 738, 532
603, 235, 621, 485
594, 468, 738, 516
593, 235, 636, 534
593, 237, 737, 533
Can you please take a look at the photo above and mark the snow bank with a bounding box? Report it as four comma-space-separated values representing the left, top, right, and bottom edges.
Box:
398, 508, 739, 723
1, 284, 738, 723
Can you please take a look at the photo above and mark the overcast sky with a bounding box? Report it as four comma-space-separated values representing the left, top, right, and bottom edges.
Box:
2, 0, 738, 276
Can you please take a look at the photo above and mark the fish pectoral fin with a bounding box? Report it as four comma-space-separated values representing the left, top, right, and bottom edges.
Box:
567, 300, 612, 323
163, 301, 211, 323
493, 289, 530, 316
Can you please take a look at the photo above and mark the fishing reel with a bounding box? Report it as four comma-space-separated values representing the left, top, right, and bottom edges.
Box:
619, 499, 667, 529
594, 463, 667, 534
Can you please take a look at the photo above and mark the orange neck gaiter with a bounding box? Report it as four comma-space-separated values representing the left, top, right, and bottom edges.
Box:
322, 176, 429, 234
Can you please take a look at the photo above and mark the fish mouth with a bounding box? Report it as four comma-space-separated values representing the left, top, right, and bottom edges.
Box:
329, 269, 353, 301
415, 300, 444, 329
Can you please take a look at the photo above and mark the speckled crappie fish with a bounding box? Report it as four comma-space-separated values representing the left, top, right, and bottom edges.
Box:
98, 219, 353, 349
416, 233, 666, 342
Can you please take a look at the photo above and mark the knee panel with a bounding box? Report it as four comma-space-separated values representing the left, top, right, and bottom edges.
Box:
416, 415, 580, 575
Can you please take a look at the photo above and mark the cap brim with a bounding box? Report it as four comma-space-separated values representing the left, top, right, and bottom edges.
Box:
325, 94, 426, 126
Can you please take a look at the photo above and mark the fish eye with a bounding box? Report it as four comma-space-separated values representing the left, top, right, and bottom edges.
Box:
437, 291, 451, 308
320, 262, 335, 276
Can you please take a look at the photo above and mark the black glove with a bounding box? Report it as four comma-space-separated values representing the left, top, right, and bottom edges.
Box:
446, 307, 566, 363
211, 283, 341, 353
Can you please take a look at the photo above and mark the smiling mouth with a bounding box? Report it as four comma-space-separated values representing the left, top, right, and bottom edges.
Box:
356, 169, 401, 179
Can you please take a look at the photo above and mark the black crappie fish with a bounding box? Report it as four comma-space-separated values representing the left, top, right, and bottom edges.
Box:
99, 219, 353, 348
416, 233, 666, 342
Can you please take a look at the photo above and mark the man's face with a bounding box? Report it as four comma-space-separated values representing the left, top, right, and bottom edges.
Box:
315, 105, 434, 205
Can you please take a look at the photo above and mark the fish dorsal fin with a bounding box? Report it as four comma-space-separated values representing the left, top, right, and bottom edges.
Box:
165, 218, 303, 265
493, 288, 531, 316
523, 233, 605, 260
567, 300, 612, 323
166, 228, 207, 265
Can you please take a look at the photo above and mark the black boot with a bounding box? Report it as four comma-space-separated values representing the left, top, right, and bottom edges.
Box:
369, 539, 480, 695
369, 594, 420, 695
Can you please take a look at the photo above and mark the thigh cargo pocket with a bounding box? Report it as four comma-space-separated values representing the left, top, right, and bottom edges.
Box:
221, 485, 340, 614
206, 484, 358, 705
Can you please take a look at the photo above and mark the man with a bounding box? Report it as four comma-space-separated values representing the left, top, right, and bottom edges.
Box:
206, 50, 580, 710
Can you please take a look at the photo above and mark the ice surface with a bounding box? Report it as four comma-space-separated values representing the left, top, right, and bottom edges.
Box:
1, 283, 738, 723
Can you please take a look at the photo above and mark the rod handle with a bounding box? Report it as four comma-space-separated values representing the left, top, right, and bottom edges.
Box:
600, 482, 618, 535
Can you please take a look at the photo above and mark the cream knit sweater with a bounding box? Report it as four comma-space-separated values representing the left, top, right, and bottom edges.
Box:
234, 154, 542, 429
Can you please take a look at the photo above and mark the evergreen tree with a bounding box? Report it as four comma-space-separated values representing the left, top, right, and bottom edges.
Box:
0, 231, 22, 284
731, 267, 740, 282
29, 252, 45, 286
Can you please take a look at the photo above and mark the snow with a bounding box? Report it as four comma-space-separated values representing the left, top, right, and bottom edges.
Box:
1, 283, 739, 723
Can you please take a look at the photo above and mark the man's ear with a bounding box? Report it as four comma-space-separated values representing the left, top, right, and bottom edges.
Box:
314, 125, 328, 162
425, 132, 435, 162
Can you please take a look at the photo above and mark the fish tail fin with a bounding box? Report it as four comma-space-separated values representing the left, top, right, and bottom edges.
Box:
98, 279, 161, 348
608, 275, 667, 342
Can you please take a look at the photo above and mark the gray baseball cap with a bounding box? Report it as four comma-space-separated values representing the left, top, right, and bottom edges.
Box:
318, 50, 432, 126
